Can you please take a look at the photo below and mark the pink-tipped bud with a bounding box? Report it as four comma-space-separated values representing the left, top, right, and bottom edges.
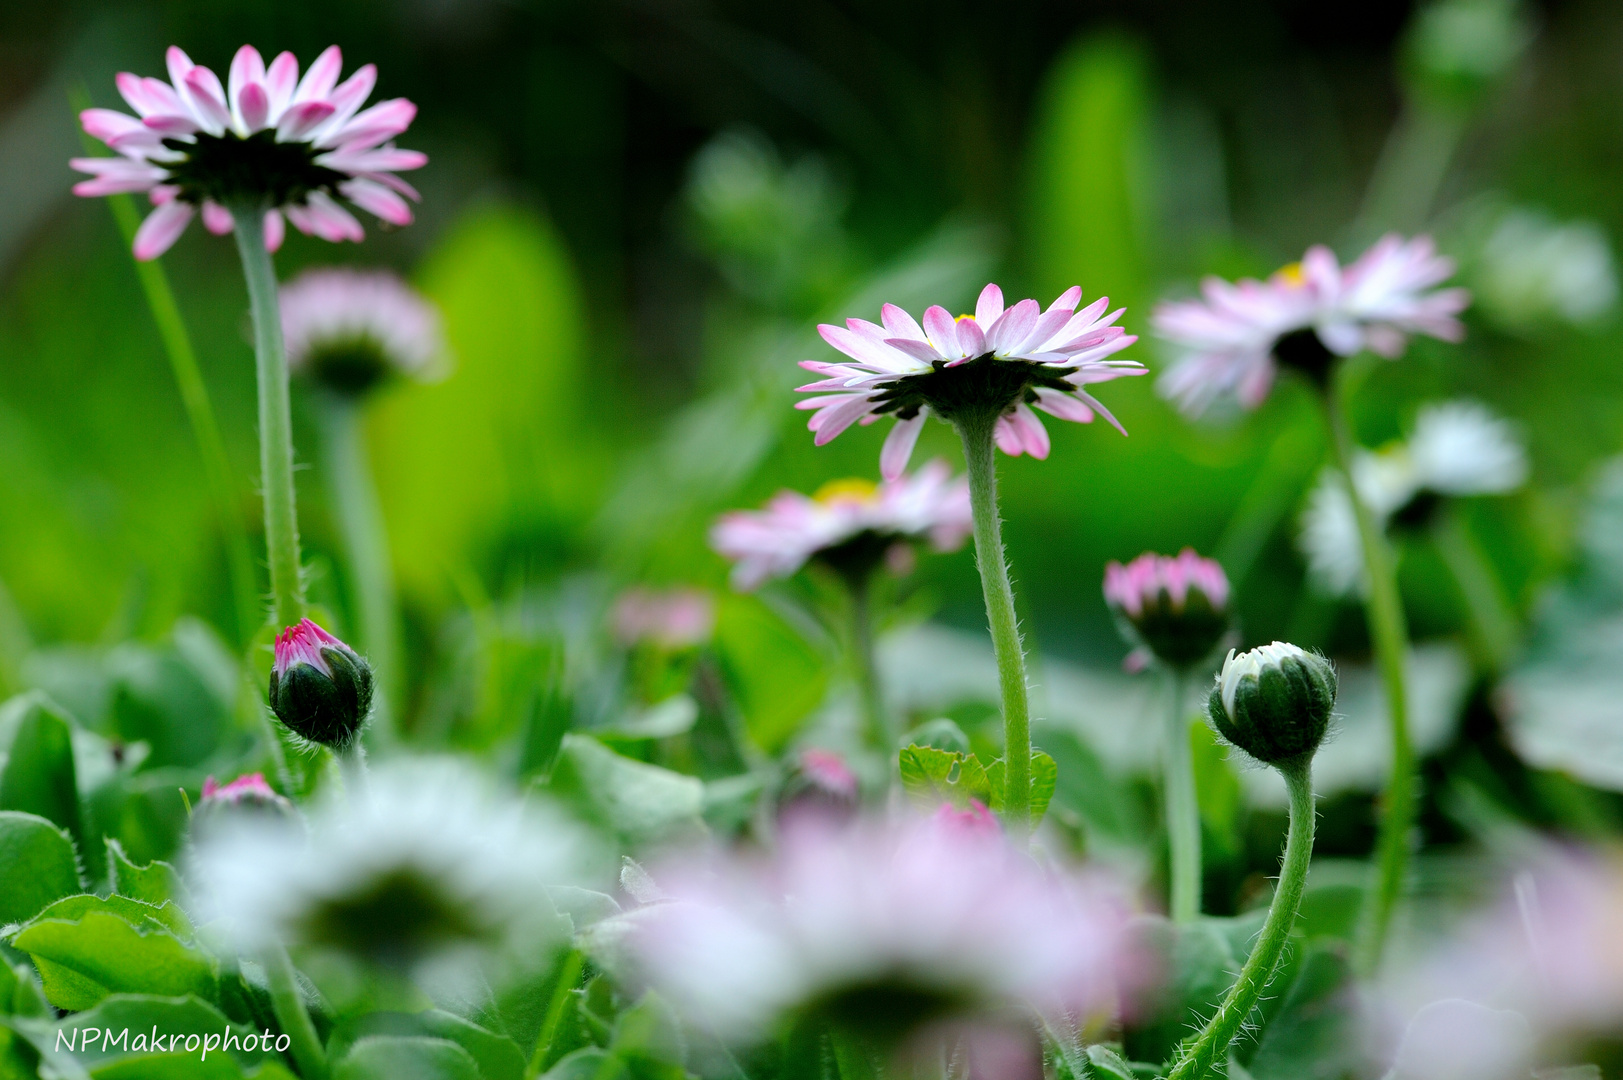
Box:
1103, 548, 1231, 669
269, 618, 374, 748
193, 772, 298, 839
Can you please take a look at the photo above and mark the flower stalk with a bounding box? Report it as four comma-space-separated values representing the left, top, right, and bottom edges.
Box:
1322, 369, 1414, 977
232, 204, 305, 631
263, 942, 327, 1080
1163, 667, 1201, 923
956, 407, 1031, 837
1167, 758, 1316, 1080
843, 569, 893, 751
317, 394, 401, 737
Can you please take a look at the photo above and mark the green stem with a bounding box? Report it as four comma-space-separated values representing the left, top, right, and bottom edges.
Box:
317, 395, 403, 738
1164, 667, 1201, 923
337, 742, 370, 798
1321, 374, 1414, 977
231, 205, 305, 631
525, 950, 585, 1079
955, 410, 1031, 837
1167, 760, 1316, 1080
263, 942, 327, 1080
1354, 101, 1466, 238
1432, 506, 1518, 671
846, 571, 893, 751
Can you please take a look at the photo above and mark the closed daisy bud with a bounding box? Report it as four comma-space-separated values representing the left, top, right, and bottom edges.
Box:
1103, 548, 1231, 669
192, 773, 299, 842
268, 618, 374, 749
1207, 642, 1336, 767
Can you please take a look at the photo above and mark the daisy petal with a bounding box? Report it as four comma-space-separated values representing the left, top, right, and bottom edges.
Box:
880, 412, 927, 481
975, 283, 1005, 328
133, 200, 195, 260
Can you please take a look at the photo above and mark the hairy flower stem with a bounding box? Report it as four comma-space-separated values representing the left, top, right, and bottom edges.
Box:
231, 205, 305, 631
956, 408, 1031, 837
844, 570, 893, 751
1321, 374, 1414, 977
263, 942, 327, 1080
1168, 760, 1316, 1080
337, 741, 370, 798
318, 395, 402, 739
1164, 667, 1202, 923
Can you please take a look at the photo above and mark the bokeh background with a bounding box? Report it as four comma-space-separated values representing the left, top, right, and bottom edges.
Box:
5, 0, 1623, 910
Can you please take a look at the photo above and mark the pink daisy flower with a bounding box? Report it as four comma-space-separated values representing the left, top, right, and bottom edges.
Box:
710, 461, 972, 590
1104, 548, 1232, 670
611, 587, 716, 649
282, 267, 447, 394
71, 44, 425, 260
1153, 234, 1471, 416
797, 284, 1145, 480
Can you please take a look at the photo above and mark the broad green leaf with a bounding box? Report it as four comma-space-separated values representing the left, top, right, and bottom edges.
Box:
1037, 724, 1150, 845
86, 768, 191, 868
0, 959, 49, 1019
91, 1058, 296, 1080
23, 893, 191, 941
0, 1026, 38, 1080
598, 697, 698, 742
541, 1048, 629, 1080
610, 991, 685, 1073
106, 838, 188, 909
986, 751, 1059, 826
543, 735, 705, 850
17, 993, 263, 1077
712, 596, 828, 753
332, 1012, 525, 1080
0, 693, 83, 845
335, 1036, 483, 1080
370, 203, 596, 606
11, 911, 215, 1010
897, 745, 990, 810
1121, 915, 1250, 1066
1083, 1045, 1138, 1080
107, 643, 229, 768
1241, 945, 1360, 1080
0, 810, 81, 926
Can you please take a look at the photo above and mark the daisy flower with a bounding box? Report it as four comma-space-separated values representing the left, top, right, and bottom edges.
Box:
282, 267, 447, 395
797, 284, 1144, 480
711, 460, 972, 590
1103, 548, 1232, 670
1299, 400, 1527, 596
611, 587, 716, 649
191, 757, 586, 972
72, 44, 425, 260
1154, 235, 1470, 416
634, 813, 1128, 1047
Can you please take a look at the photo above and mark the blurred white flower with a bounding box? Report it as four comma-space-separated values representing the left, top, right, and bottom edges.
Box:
1474, 208, 1617, 329
634, 815, 1128, 1046
192, 757, 586, 972
1298, 400, 1527, 595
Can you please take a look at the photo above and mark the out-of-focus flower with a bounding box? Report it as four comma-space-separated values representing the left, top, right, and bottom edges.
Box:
72, 45, 425, 259
268, 618, 374, 749
711, 460, 972, 590
931, 799, 1001, 837
797, 284, 1143, 480
192, 773, 298, 841
611, 588, 715, 649
201, 772, 281, 806
635, 814, 1127, 1048
1473, 208, 1617, 329
281, 268, 447, 395
1384, 999, 1535, 1080
1299, 401, 1528, 595
192, 758, 584, 972
1404, 0, 1531, 108
795, 748, 860, 803
1154, 235, 1469, 416
1207, 642, 1336, 767
1103, 548, 1231, 669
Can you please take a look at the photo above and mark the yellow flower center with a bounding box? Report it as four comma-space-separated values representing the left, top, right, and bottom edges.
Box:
813, 478, 878, 505
1276, 261, 1306, 286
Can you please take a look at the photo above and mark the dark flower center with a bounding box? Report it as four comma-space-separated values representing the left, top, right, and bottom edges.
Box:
814, 529, 905, 584
295, 866, 495, 968
1121, 588, 1230, 669
1388, 488, 1444, 533
870, 354, 1076, 423
162, 129, 347, 208
301, 338, 392, 397
1271, 327, 1336, 389
807, 977, 968, 1042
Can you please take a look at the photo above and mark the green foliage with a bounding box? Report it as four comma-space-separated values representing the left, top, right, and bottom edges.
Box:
712, 596, 829, 754
15, 993, 264, 1075
23, 894, 191, 942
0, 692, 83, 846
543, 735, 706, 850
335, 1036, 483, 1080
10, 911, 215, 1010
332, 1012, 525, 1080
0, 810, 82, 926
897, 743, 1057, 825
105, 838, 188, 909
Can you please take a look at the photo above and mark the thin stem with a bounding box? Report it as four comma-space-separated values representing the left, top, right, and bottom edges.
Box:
1167, 760, 1316, 1080
317, 394, 403, 738
1354, 102, 1466, 240
846, 571, 893, 751
231, 205, 305, 631
1163, 667, 1201, 923
337, 742, 370, 799
263, 942, 327, 1080
1321, 374, 1414, 977
525, 950, 585, 1079
1432, 506, 1518, 671
955, 410, 1031, 837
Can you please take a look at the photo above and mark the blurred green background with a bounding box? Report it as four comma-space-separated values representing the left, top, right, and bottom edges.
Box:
5, 0, 1623, 884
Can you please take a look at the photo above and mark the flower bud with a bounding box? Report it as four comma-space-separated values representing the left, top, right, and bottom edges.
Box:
192, 773, 300, 841
1104, 549, 1231, 668
268, 618, 374, 748
1207, 642, 1335, 767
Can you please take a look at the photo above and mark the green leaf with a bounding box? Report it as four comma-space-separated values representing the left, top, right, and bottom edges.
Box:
0, 810, 82, 926
23, 893, 192, 941
106, 838, 189, 910
334, 1036, 483, 1080
610, 991, 685, 1073
333, 1012, 525, 1080
1121, 914, 1252, 1066
712, 596, 828, 753
11, 911, 215, 1010
541, 1048, 629, 1080
16, 993, 264, 1077
1083, 1045, 1138, 1080
897, 745, 990, 810
1189, 719, 1244, 863
543, 735, 705, 850
986, 751, 1059, 826
0, 959, 49, 1018
1241, 944, 1360, 1080
1037, 724, 1150, 845
0, 693, 84, 846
